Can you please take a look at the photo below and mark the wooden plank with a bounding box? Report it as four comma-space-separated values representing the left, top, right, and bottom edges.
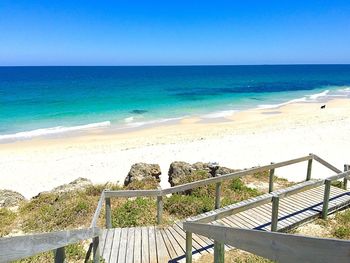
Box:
125, 228, 135, 263
0, 228, 100, 262
104, 189, 160, 198
148, 226, 157, 263
109, 228, 121, 263
183, 222, 350, 263
164, 227, 184, 255
102, 229, 114, 262
175, 222, 213, 251
172, 223, 209, 254
99, 229, 107, 257
160, 228, 177, 259
167, 226, 186, 252
91, 192, 105, 227
117, 228, 128, 263
155, 227, 169, 262
133, 227, 142, 263
313, 155, 342, 173
141, 227, 150, 263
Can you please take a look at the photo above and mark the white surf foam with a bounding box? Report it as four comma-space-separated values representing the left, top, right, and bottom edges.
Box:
202, 110, 237, 118
0, 121, 111, 141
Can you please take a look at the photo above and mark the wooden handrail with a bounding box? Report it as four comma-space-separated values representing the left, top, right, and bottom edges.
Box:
183, 223, 350, 263
0, 228, 100, 262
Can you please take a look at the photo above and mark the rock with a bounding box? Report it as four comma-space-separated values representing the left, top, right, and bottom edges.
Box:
51, 177, 93, 194
168, 161, 195, 186
0, 190, 25, 208
217, 166, 237, 175
124, 163, 161, 186
168, 161, 237, 186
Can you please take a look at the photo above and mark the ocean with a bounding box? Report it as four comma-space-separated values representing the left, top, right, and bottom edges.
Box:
1, 65, 350, 141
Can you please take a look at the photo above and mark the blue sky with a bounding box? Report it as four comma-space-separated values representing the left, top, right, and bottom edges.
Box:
1, 1, 350, 65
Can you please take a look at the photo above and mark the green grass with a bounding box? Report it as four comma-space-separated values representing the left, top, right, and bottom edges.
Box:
112, 197, 158, 227
332, 209, 350, 239
0, 208, 17, 237
164, 194, 214, 218
14, 243, 87, 263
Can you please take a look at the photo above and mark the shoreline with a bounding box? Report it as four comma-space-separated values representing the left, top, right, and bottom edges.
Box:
1, 86, 349, 144
1, 98, 350, 198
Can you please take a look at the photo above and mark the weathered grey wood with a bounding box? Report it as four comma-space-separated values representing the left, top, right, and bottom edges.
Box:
91, 192, 105, 227
157, 195, 163, 225
125, 228, 135, 263
105, 197, 112, 229
344, 164, 349, 190
191, 193, 273, 223
133, 227, 142, 263
186, 231, 192, 263
326, 170, 350, 182
214, 240, 224, 263
269, 163, 275, 193
101, 229, 114, 262
117, 228, 128, 263
141, 227, 150, 263
271, 196, 280, 231
108, 228, 121, 262
164, 227, 184, 255
155, 227, 169, 262
160, 228, 177, 259
104, 189, 161, 198
183, 222, 350, 263
322, 179, 331, 219
313, 154, 342, 173
93, 236, 100, 263
0, 228, 100, 262
215, 182, 222, 209
54, 247, 65, 263
306, 155, 313, 181
191, 180, 323, 224
148, 226, 158, 263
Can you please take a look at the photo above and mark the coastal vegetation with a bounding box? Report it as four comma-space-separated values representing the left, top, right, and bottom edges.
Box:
1, 163, 349, 262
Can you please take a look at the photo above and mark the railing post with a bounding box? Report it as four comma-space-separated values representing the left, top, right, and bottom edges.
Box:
105, 197, 112, 229
271, 195, 279, 232
157, 193, 163, 225
54, 247, 65, 263
322, 179, 331, 220
214, 239, 225, 263
215, 178, 222, 209
185, 231, 192, 263
269, 163, 275, 193
306, 154, 313, 181
93, 236, 100, 263
344, 164, 349, 190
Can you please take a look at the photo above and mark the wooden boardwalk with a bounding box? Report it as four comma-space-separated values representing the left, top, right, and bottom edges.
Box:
100, 185, 350, 263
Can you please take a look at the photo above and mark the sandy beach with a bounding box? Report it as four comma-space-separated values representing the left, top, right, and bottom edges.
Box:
1, 98, 350, 199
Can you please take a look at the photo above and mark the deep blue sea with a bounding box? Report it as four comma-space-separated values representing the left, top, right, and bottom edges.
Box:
1, 65, 350, 141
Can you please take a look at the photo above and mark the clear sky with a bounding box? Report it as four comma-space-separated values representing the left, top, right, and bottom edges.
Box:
1, 0, 350, 66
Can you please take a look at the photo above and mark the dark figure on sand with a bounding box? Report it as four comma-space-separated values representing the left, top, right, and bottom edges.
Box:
321, 105, 326, 109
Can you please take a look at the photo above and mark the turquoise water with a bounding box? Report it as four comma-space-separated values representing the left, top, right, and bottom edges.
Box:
1, 65, 350, 140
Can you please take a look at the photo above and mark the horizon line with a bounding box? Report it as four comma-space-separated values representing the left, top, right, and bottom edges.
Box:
1, 63, 350, 67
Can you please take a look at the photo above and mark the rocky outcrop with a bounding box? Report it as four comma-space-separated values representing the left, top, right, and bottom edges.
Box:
168, 161, 237, 186
124, 163, 161, 186
0, 190, 25, 208
51, 177, 93, 194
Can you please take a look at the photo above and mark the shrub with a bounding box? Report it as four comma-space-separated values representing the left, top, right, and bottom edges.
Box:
20, 191, 98, 232
125, 178, 159, 190
164, 194, 214, 218
0, 208, 17, 237
112, 197, 157, 227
